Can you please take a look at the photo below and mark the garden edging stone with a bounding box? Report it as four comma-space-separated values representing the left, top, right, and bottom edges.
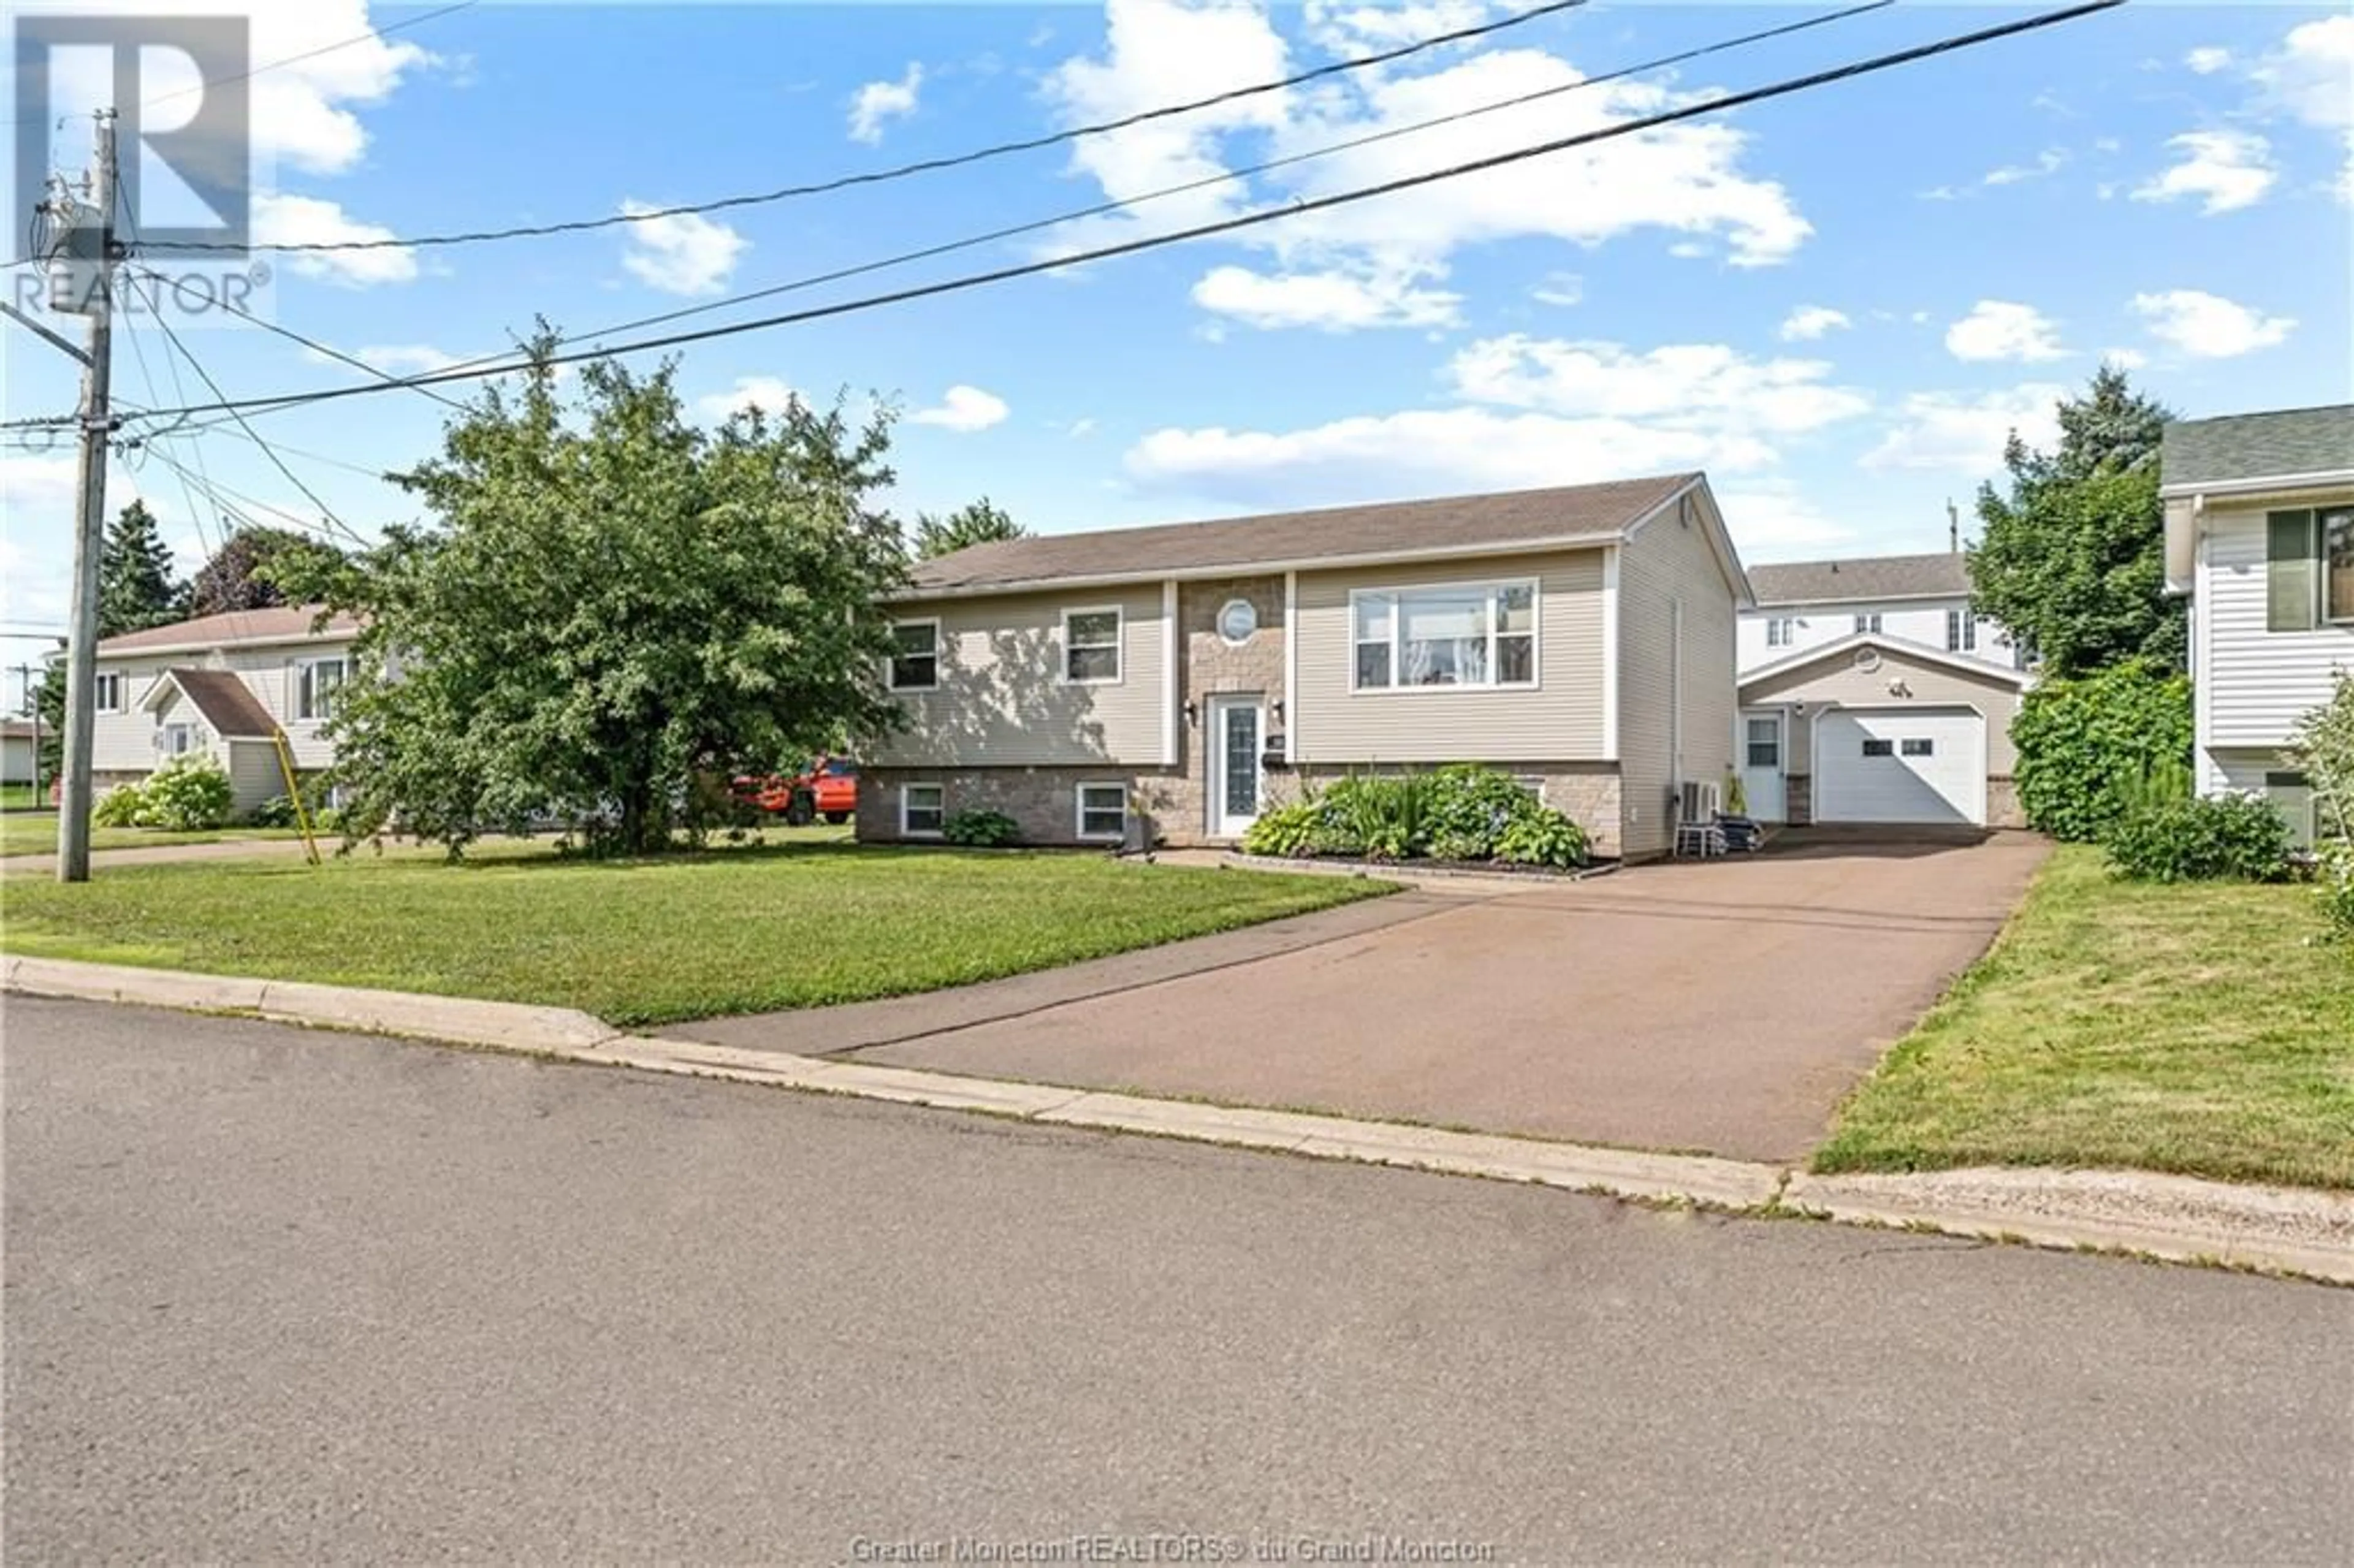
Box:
7, 956, 2349, 1285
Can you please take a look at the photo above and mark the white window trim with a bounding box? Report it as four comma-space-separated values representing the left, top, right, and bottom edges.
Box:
295, 657, 347, 721
1060, 605, 1125, 686
1075, 780, 1129, 842
1347, 578, 1542, 695
886, 618, 941, 693
1766, 617, 1794, 648
94, 671, 127, 714
899, 782, 945, 838
1853, 612, 1884, 635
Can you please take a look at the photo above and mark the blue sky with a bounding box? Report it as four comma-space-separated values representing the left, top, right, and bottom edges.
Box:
5, 1, 2350, 701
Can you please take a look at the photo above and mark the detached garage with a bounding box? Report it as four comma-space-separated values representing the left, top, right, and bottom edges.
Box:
1737, 634, 2031, 829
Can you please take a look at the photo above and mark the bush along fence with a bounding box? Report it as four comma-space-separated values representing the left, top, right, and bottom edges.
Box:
1240, 765, 1590, 870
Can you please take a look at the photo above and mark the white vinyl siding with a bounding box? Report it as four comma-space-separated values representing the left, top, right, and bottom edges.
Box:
871, 584, 1168, 767
88, 637, 357, 778
1617, 496, 1738, 859
1737, 598, 2013, 674
225, 737, 285, 814
1741, 645, 2025, 781
2200, 502, 2354, 747
1292, 549, 1606, 763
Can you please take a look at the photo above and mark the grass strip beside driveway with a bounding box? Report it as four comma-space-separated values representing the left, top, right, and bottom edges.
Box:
0, 812, 307, 859
1815, 844, 2354, 1192
0, 842, 1393, 1027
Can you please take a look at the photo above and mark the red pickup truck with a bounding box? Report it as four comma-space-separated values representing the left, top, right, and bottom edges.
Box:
733, 757, 858, 826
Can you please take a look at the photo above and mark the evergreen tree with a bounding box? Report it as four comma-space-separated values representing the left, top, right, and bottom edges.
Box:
913, 497, 1027, 559
1968, 368, 2185, 677
97, 500, 186, 636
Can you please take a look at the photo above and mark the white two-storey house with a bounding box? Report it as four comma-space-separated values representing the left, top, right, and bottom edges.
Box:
1732, 552, 2030, 829
2163, 402, 2354, 846
90, 605, 360, 815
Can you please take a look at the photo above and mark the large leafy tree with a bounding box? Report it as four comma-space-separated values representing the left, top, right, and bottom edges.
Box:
913, 497, 1026, 559
188, 523, 345, 615
1968, 367, 2184, 677
322, 343, 909, 856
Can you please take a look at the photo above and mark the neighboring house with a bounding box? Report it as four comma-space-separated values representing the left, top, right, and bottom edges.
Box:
91, 606, 361, 815
1733, 552, 2030, 829
863, 473, 1751, 861
2162, 402, 2354, 847
1739, 552, 2017, 674
2, 718, 36, 786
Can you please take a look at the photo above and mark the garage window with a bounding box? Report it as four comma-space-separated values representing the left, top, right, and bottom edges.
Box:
1861, 739, 1895, 758
1901, 738, 1935, 757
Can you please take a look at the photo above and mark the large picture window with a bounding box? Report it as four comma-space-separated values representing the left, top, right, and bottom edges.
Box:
297, 658, 346, 721
1062, 607, 1122, 683
888, 621, 939, 691
1351, 581, 1537, 691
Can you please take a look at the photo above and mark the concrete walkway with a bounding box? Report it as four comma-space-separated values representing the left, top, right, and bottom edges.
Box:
673, 833, 2053, 1163
0, 836, 317, 876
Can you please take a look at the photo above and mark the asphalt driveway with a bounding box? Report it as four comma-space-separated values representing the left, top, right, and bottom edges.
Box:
672, 831, 2051, 1162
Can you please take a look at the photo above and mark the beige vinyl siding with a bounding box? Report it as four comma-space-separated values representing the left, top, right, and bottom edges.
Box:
1742, 650, 2024, 777
1290, 549, 1606, 763
2201, 501, 2354, 747
1617, 492, 1739, 857
88, 636, 356, 777
224, 738, 285, 813
91, 660, 169, 773
870, 584, 1168, 767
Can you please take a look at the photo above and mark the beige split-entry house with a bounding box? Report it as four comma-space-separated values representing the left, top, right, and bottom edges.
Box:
859, 473, 1751, 861
87, 606, 360, 815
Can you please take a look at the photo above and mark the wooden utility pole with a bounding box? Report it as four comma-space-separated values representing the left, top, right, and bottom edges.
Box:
55, 110, 118, 883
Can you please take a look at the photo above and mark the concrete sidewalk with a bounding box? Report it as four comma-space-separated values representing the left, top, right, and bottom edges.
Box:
0, 837, 318, 876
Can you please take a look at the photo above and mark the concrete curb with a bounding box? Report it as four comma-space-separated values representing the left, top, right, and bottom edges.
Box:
8, 956, 2350, 1284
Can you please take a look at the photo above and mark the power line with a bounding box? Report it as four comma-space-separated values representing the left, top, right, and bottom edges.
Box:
139, 444, 360, 549
9, 2, 481, 129
205, 0, 1893, 411
113, 1, 2128, 428
164, 0, 1593, 256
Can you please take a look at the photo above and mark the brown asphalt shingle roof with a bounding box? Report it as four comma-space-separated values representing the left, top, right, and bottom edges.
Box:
907, 474, 1701, 593
2161, 403, 2354, 489
1746, 552, 1971, 606
96, 605, 360, 656
158, 668, 280, 739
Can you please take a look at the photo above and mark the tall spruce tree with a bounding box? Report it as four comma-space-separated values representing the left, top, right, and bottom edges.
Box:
97, 500, 186, 636
1968, 367, 2185, 677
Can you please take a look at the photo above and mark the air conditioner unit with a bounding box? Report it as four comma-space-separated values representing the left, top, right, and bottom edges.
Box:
1678, 779, 1720, 824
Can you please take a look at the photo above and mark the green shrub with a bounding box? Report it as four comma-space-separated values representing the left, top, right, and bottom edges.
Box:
1422, 764, 1536, 859
940, 808, 1020, 847
135, 756, 236, 831
2012, 660, 2194, 841
2290, 674, 2354, 938
247, 794, 300, 828
93, 780, 147, 827
1495, 810, 1590, 869
2102, 793, 2291, 883
1240, 794, 1323, 858
2313, 842, 2354, 942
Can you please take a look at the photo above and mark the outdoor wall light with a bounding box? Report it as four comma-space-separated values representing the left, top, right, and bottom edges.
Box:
1183, 699, 1199, 726
1272, 699, 1285, 724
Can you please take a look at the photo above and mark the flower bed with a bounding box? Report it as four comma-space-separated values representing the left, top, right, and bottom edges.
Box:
1239, 765, 1590, 870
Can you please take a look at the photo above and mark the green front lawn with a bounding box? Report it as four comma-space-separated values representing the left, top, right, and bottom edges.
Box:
0, 841, 1392, 1026
1816, 845, 2354, 1190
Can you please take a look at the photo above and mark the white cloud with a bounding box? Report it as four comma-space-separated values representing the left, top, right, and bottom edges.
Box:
300, 343, 457, 375
1191, 262, 1460, 331
1712, 480, 1857, 554
848, 63, 924, 144
2130, 290, 2296, 357
1124, 407, 1762, 511
1448, 335, 1870, 435
253, 191, 416, 286
2133, 130, 2277, 214
2100, 346, 2150, 370
1861, 385, 2065, 474
1945, 300, 2066, 363
2250, 15, 2352, 132
1064, 417, 1098, 438
617, 202, 748, 295
1042, 0, 1811, 329
1305, 0, 1499, 59
1531, 272, 1583, 307
910, 385, 1010, 432
1778, 305, 1849, 343
694, 375, 801, 423
2185, 47, 2233, 76
1984, 148, 2067, 186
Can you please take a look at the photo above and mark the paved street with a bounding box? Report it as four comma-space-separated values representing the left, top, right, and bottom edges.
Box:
7, 997, 2350, 1564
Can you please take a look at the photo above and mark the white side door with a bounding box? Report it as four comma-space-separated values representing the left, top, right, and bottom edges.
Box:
1815, 707, 1987, 825
1206, 694, 1265, 838
1739, 710, 1786, 823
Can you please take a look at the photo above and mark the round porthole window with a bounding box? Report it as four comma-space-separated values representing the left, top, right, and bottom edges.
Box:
1851, 647, 1882, 674
1217, 598, 1258, 644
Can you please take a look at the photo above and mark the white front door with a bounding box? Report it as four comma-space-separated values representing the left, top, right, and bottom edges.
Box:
1815, 707, 1987, 826
1739, 710, 1786, 823
1207, 695, 1265, 838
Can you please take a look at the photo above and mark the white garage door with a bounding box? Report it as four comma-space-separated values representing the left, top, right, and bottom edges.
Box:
1815, 707, 1986, 826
